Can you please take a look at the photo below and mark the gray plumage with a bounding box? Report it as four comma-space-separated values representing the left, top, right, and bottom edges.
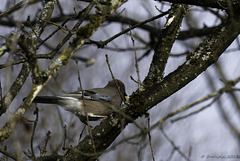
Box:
33, 79, 126, 124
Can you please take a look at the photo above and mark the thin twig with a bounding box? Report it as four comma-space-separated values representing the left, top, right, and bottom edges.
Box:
0, 81, 2, 108
150, 76, 240, 131
105, 54, 122, 99
0, 147, 17, 160
105, 54, 144, 130
129, 28, 142, 90
91, 11, 169, 48
0, 0, 40, 18
147, 117, 155, 161
30, 107, 39, 159
75, 60, 99, 161
38, 130, 51, 157
47, 2, 94, 57
171, 95, 220, 123
62, 124, 67, 150
160, 126, 191, 161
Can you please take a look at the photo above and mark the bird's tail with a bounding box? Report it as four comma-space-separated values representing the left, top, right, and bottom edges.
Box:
33, 96, 61, 104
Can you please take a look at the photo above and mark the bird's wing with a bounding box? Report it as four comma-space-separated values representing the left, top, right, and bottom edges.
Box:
64, 90, 114, 102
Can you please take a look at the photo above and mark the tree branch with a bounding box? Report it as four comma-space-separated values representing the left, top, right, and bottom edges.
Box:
59, 16, 240, 161
158, 0, 240, 11
0, 62, 30, 117
130, 17, 240, 118
143, 4, 189, 86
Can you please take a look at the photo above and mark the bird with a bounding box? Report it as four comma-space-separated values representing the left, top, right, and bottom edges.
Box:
32, 79, 126, 125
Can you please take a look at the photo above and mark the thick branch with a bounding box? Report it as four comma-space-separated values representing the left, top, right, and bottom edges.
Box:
130, 18, 240, 117
61, 17, 240, 161
24, 0, 56, 84
0, 63, 30, 116
143, 4, 188, 86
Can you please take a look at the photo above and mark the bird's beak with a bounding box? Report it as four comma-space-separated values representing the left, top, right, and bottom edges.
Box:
124, 94, 129, 102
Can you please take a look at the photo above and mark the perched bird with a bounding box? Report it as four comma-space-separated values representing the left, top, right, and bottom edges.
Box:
32, 79, 126, 125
